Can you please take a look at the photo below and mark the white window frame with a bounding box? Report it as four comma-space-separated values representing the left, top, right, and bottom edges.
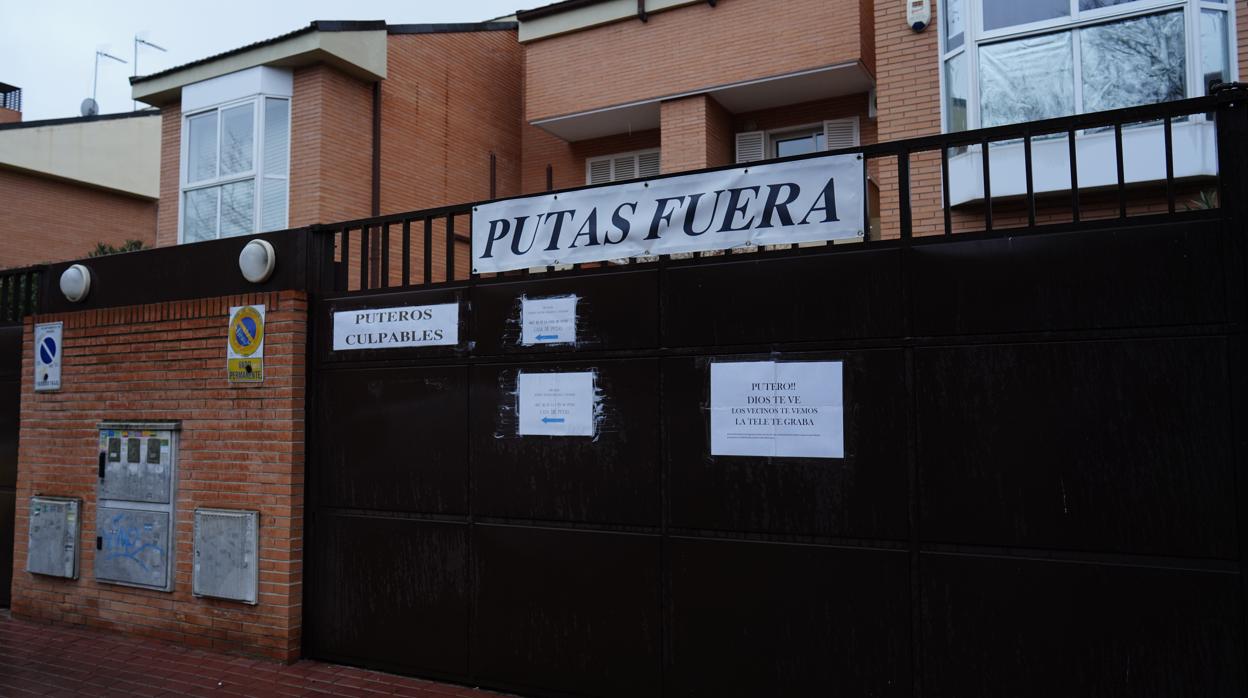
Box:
939, 0, 1239, 133
768, 124, 826, 158
178, 94, 291, 243
585, 148, 661, 185
735, 118, 861, 164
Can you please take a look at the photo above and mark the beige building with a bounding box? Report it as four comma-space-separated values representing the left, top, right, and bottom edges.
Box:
0, 88, 161, 269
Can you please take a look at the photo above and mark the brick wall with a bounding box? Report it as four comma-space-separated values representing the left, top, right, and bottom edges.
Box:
519, 92, 875, 195
522, 125, 661, 193
0, 168, 156, 269
523, 0, 867, 122
289, 65, 373, 228
731, 94, 877, 144
0, 108, 19, 125
659, 95, 731, 174
155, 102, 181, 248
9, 290, 307, 661
371, 29, 523, 285
873, 0, 943, 238
381, 31, 523, 213
1240, 1, 1247, 83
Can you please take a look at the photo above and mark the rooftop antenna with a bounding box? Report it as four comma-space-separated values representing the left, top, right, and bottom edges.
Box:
133, 35, 167, 110
92, 49, 127, 114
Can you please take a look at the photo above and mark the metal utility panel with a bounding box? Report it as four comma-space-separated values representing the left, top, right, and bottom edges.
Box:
193, 509, 259, 604
97, 424, 178, 504
26, 496, 80, 579
95, 506, 172, 590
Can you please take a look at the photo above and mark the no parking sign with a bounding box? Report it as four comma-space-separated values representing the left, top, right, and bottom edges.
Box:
34, 322, 62, 392
226, 305, 265, 384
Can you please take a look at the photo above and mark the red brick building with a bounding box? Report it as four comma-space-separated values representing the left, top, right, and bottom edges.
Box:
122, 1, 1242, 249
6, 0, 1245, 679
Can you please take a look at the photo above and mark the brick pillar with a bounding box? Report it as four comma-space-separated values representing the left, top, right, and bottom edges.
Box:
874, 0, 943, 238
659, 94, 733, 174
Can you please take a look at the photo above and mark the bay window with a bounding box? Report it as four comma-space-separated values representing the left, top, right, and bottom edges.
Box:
941, 0, 1235, 132
180, 96, 290, 242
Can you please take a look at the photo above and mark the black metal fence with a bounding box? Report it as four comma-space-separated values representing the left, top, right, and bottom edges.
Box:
317, 87, 1242, 297
2, 88, 1245, 318
0, 267, 41, 324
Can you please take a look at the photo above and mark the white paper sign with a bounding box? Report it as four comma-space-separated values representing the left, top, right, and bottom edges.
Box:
518, 371, 595, 436
521, 296, 577, 346
710, 361, 844, 458
333, 303, 459, 351
33, 322, 62, 392
472, 153, 865, 273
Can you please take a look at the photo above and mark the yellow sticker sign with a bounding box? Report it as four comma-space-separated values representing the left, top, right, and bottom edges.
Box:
227, 305, 265, 383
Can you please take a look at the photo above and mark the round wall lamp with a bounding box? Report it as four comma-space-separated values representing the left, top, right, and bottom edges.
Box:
59, 264, 92, 303
239, 239, 276, 284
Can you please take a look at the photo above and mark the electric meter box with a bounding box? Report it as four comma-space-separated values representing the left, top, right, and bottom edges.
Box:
98, 425, 176, 503
27, 496, 81, 579
193, 508, 259, 604
95, 421, 179, 591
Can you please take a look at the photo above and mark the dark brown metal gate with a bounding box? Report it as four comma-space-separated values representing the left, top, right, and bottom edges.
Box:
303, 93, 1248, 697
0, 324, 20, 608
0, 267, 40, 607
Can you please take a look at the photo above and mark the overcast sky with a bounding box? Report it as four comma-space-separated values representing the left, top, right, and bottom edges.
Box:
0, 1, 529, 121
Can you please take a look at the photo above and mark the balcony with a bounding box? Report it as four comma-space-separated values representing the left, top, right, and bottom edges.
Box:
521, 0, 873, 142
948, 119, 1217, 207
0, 83, 21, 119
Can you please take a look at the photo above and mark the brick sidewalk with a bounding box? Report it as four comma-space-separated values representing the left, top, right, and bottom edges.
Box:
0, 612, 515, 697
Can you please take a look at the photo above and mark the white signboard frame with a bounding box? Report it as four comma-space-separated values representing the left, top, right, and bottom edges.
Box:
472, 154, 865, 273
517, 371, 596, 437
710, 361, 844, 459
333, 303, 459, 351
521, 295, 578, 346
34, 321, 63, 392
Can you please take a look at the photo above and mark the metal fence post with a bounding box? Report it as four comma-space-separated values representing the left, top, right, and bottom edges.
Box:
1211, 81, 1248, 688
1214, 83, 1248, 226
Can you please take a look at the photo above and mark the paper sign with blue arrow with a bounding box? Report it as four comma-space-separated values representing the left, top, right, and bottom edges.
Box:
521, 295, 578, 346
517, 370, 595, 437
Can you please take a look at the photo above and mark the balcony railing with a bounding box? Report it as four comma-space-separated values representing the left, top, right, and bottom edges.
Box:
0, 83, 21, 113
0, 266, 42, 324
317, 86, 1244, 295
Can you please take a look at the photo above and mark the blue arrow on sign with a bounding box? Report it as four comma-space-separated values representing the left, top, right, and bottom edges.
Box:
542, 417, 566, 424
537, 334, 559, 341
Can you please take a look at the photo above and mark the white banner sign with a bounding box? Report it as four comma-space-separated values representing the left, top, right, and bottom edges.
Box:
34, 322, 62, 392
333, 303, 459, 351
521, 295, 577, 346
517, 371, 595, 436
472, 154, 865, 273
710, 361, 844, 459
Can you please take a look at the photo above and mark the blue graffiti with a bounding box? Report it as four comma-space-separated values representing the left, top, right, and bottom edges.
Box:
101, 513, 164, 571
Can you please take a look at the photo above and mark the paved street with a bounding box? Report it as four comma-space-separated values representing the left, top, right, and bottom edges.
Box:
0, 612, 512, 698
